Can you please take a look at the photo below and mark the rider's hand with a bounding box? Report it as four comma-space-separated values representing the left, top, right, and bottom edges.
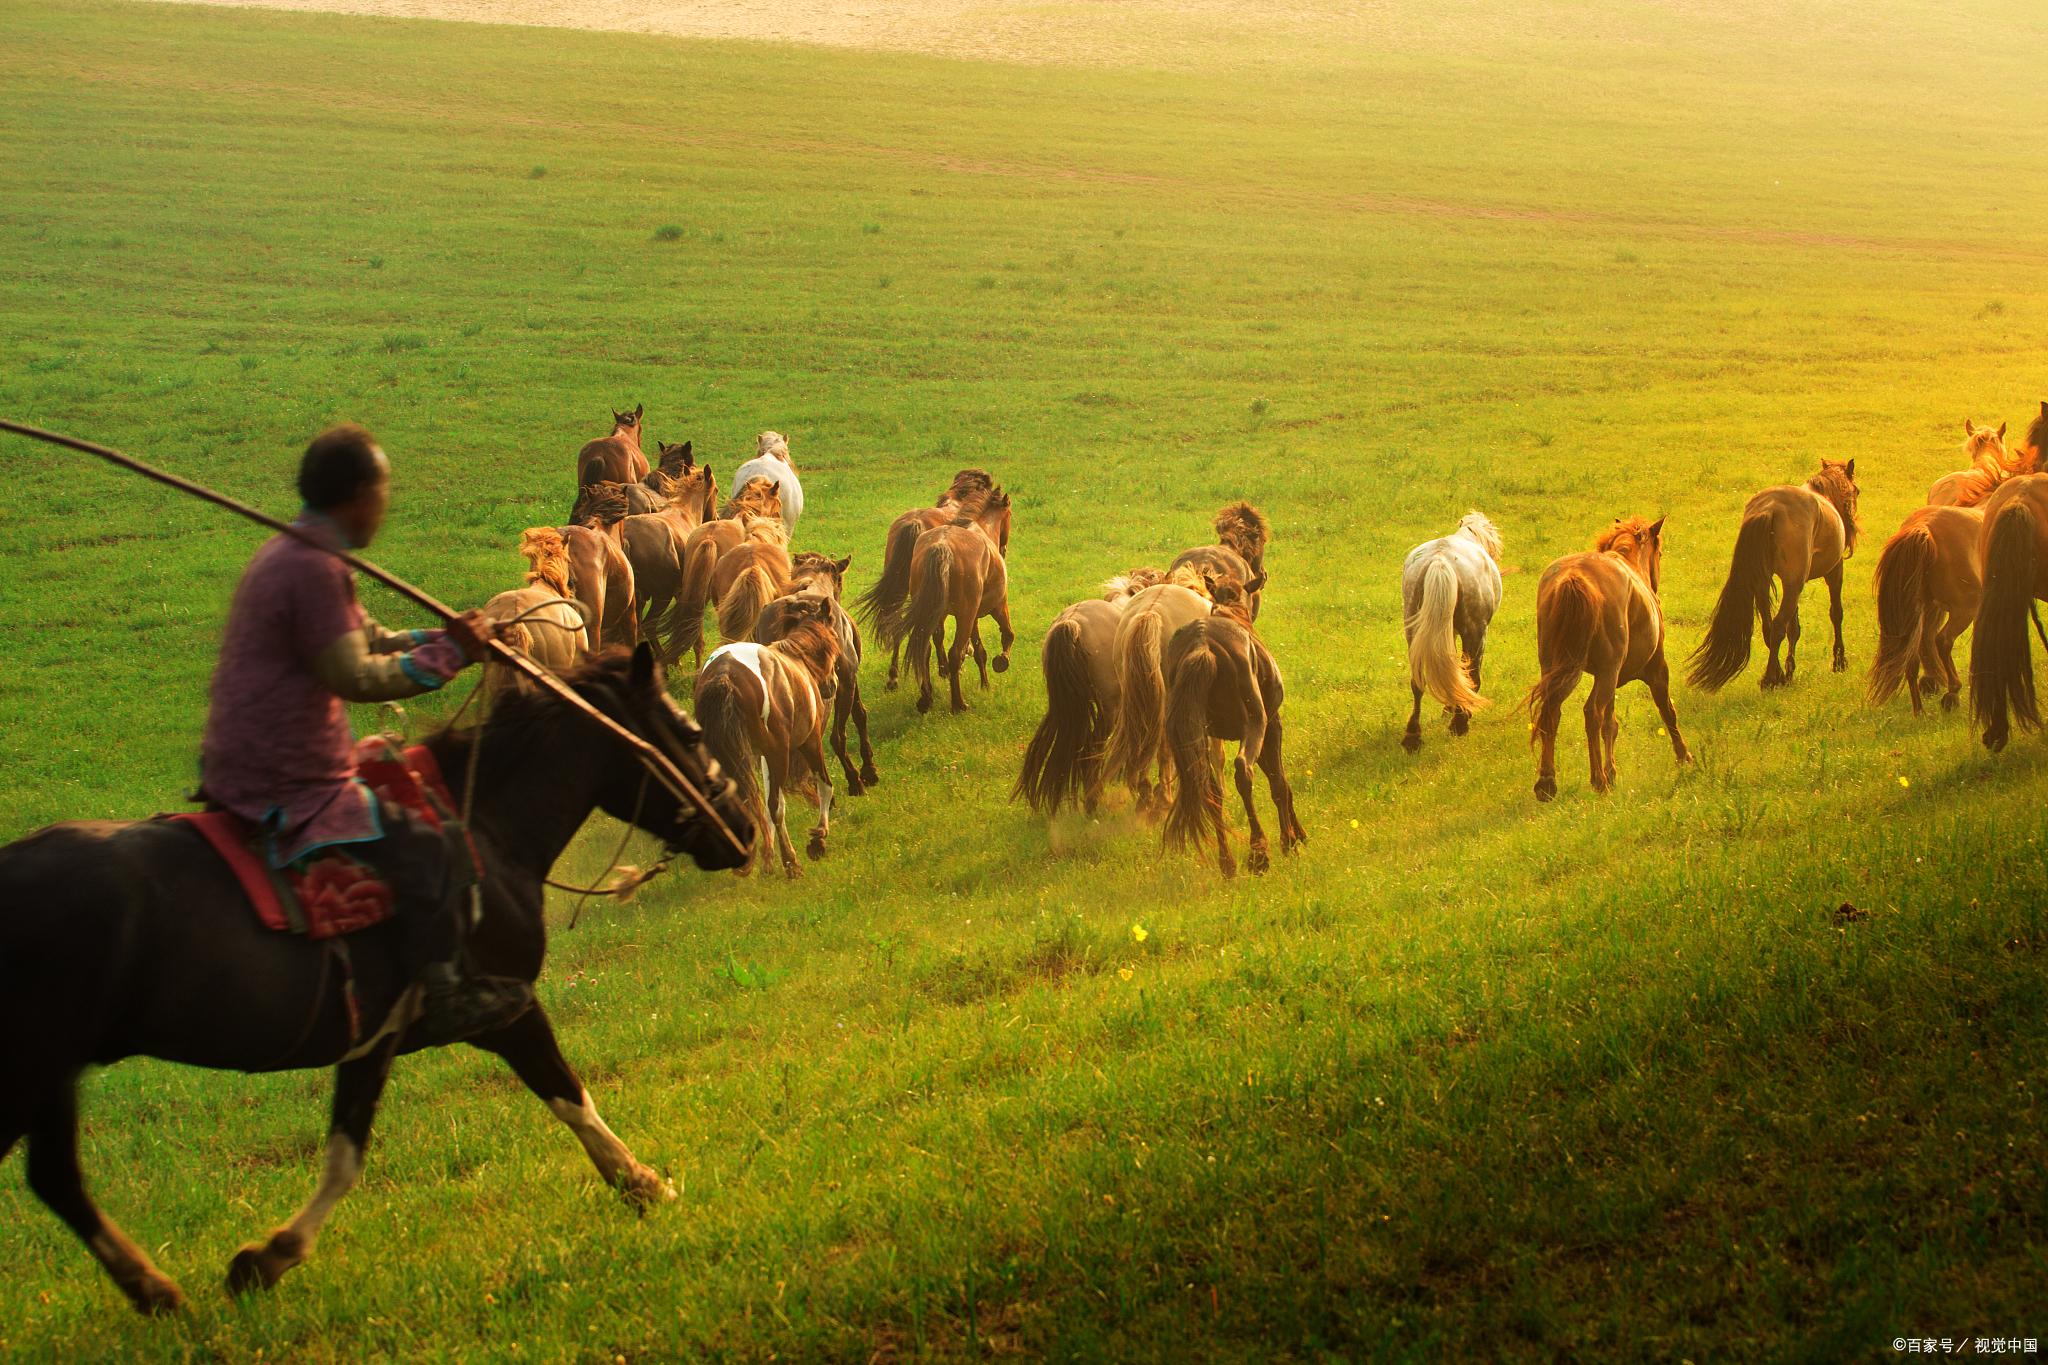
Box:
446, 610, 498, 664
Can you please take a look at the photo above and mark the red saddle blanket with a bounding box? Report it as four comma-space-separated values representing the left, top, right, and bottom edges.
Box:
164, 741, 469, 939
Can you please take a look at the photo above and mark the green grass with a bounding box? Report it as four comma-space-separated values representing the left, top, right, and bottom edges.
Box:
3, 0, 2048, 1358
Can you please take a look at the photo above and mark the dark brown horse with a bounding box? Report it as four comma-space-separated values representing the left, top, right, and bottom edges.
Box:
0, 646, 750, 1313
575, 405, 648, 488
1160, 601, 1304, 876
1170, 501, 1272, 620
1686, 460, 1860, 691
756, 554, 879, 795
856, 470, 996, 689
1969, 472, 2048, 751
1527, 516, 1691, 800
904, 490, 1015, 714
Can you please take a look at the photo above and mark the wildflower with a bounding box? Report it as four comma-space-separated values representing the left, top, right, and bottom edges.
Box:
1118, 966, 1134, 981
1898, 775, 1910, 788
1131, 922, 1149, 943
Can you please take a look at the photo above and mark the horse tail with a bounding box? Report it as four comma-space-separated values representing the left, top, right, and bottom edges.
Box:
1867, 523, 1934, 706
857, 517, 924, 648
695, 673, 760, 869
674, 537, 719, 659
1104, 611, 1166, 790
1407, 555, 1485, 714
1162, 632, 1222, 853
1525, 569, 1597, 733
717, 563, 781, 644
1014, 618, 1097, 816
904, 539, 954, 682
1686, 510, 1773, 691
1970, 499, 2042, 749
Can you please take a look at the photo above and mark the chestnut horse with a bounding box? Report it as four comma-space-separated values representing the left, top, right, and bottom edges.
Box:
480, 528, 588, 697
575, 404, 648, 488
694, 608, 842, 877
669, 483, 784, 667
1013, 569, 1164, 819
1686, 460, 1860, 691
1527, 516, 1691, 800
1160, 600, 1305, 876
555, 522, 636, 653
1928, 415, 2038, 508
904, 490, 1015, 714
1868, 504, 1984, 714
1399, 510, 1503, 753
857, 469, 997, 690
1170, 501, 1272, 620
1102, 568, 1233, 813
0, 646, 750, 1313
755, 553, 879, 795
1969, 473, 2048, 752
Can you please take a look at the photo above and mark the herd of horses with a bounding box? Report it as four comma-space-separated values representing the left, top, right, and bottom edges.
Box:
473, 400, 2048, 880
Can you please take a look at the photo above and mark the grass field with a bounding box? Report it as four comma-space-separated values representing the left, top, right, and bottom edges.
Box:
4, 0, 2048, 1358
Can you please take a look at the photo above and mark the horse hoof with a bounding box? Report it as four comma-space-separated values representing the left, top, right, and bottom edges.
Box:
860, 767, 880, 788
950, 701, 969, 714
1533, 778, 1556, 802
620, 1167, 676, 1210
883, 677, 898, 692
845, 777, 866, 797
915, 694, 932, 714
783, 862, 805, 880
992, 655, 1009, 674
807, 836, 828, 859
128, 1272, 188, 1315
1449, 714, 1470, 737
1941, 693, 1958, 713
1400, 731, 1421, 754
227, 1241, 289, 1296
1248, 847, 1270, 874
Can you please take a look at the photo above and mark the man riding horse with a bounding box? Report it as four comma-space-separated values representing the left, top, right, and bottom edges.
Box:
198, 423, 529, 1043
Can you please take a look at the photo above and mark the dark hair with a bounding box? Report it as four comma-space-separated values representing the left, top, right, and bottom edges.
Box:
297, 424, 386, 510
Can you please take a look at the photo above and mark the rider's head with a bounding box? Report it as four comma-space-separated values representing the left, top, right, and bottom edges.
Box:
298, 424, 391, 548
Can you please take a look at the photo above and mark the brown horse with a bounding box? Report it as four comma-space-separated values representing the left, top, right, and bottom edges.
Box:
1170, 501, 1272, 620
755, 553, 878, 795
480, 528, 588, 697
1527, 516, 1690, 801
645, 451, 718, 528
1969, 473, 2048, 751
1686, 460, 1860, 691
1013, 569, 1163, 819
856, 470, 997, 689
575, 405, 648, 488
1160, 601, 1305, 876
555, 522, 636, 653
1868, 505, 1985, 714
669, 485, 784, 667
1928, 416, 2038, 508
904, 490, 1015, 714
693, 608, 842, 877
1102, 568, 1234, 813
712, 533, 794, 646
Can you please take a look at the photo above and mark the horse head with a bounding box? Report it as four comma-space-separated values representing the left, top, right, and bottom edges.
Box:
1810, 458, 1860, 552
790, 551, 852, 600
611, 403, 644, 444
1596, 515, 1666, 594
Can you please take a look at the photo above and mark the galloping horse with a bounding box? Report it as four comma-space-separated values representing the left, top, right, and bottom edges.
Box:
1160, 599, 1305, 876
727, 431, 804, 536
555, 522, 636, 653
755, 553, 879, 795
1527, 516, 1691, 800
0, 646, 750, 1312
712, 528, 794, 646
1868, 504, 1984, 714
1170, 501, 1272, 620
694, 606, 842, 877
1102, 568, 1240, 814
1013, 568, 1163, 819
480, 527, 588, 696
669, 483, 784, 667
1969, 473, 2048, 752
1686, 460, 1860, 691
1399, 510, 1503, 752
857, 469, 997, 690
1928, 416, 2037, 508
904, 490, 1015, 714
575, 404, 648, 488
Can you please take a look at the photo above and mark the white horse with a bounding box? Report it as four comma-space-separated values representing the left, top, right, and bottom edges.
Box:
1399, 510, 1503, 752
729, 431, 804, 537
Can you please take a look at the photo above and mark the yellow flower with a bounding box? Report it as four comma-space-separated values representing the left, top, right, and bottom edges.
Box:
1898, 775, 1910, 788
1131, 922, 1149, 943
1118, 966, 1134, 981
1349, 818, 1360, 829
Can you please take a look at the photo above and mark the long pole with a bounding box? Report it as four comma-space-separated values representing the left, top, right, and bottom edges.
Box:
0, 418, 747, 857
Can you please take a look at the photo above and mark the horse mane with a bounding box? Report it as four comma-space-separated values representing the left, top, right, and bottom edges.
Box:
1457, 509, 1504, 562
571, 481, 632, 527
1165, 564, 1212, 596
1594, 515, 1658, 566
1805, 462, 1860, 550
721, 477, 782, 521
1104, 566, 1165, 601
2026, 402, 2048, 463
790, 550, 845, 593
939, 468, 995, 508
1213, 501, 1271, 559
518, 527, 572, 598
739, 512, 788, 546
757, 431, 793, 469
644, 468, 680, 499
769, 618, 838, 683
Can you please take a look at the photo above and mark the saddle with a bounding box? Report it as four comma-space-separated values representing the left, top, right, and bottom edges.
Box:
163, 740, 474, 940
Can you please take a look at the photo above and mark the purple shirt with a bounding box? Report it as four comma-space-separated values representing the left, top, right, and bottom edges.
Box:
200, 513, 464, 865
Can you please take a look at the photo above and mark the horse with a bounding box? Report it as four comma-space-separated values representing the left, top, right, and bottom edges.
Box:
904, 490, 1015, 715
726, 431, 804, 536
1013, 569, 1163, 819
1102, 567, 1237, 813
712, 530, 794, 647
755, 553, 879, 796
1868, 504, 1985, 714
1968, 473, 2048, 752
1399, 510, 1503, 753
693, 607, 842, 877
0, 645, 752, 1313
669, 485, 785, 668
1526, 516, 1691, 800
575, 404, 648, 488
479, 528, 588, 697
1170, 501, 1272, 621
1160, 600, 1305, 876
1927, 417, 2036, 508
598, 472, 718, 664
1685, 459, 1860, 691
856, 470, 997, 690
645, 446, 718, 528
555, 522, 636, 653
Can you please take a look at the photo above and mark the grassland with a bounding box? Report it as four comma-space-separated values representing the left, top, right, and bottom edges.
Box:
3, 0, 2048, 1358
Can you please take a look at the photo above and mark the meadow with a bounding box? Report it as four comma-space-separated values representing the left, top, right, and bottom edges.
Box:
3, 0, 2048, 1357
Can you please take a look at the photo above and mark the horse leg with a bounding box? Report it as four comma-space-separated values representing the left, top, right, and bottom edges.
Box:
1758, 576, 1785, 688
1209, 739, 1236, 878
1937, 613, 1965, 712
851, 679, 880, 788
1449, 635, 1479, 736
1401, 683, 1424, 753
1646, 652, 1693, 766
1779, 577, 1806, 684
885, 640, 901, 692
991, 598, 1015, 675
766, 749, 802, 877
946, 617, 972, 713
1533, 683, 1567, 802
1584, 672, 1618, 793
969, 623, 991, 691
26, 1080, 185, 1314
913, 628, 936, 715
466, 1005, 672, 1206
1234, 750, 1268, 874
1256, 714, 1306, 851
803, 733, 834, 861
830, 685, 863, 796
228, 1040, 396, 1295
1825, 564, 1847, 672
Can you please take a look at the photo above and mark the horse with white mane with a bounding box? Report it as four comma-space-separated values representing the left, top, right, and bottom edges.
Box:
1399, 510, 1503, 753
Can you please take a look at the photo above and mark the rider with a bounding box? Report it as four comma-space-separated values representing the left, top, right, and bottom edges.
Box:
199, 423, 532, 1043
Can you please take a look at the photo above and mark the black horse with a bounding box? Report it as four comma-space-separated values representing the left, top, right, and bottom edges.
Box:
0, 644, 752, 1314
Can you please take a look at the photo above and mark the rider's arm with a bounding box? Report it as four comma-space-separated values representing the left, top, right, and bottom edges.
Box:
312, 626, 468, 702
361, 617, 437, 655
